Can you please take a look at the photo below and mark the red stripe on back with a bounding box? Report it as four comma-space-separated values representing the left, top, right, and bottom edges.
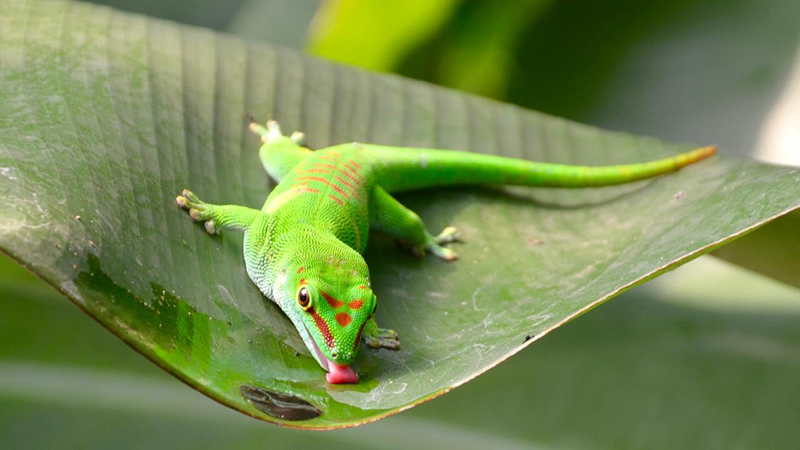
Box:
328, 194, 344, 206
312, 163, 361, 186
334, 176, 356, 192
296, 176, 351, 200
344, 165, 362, 180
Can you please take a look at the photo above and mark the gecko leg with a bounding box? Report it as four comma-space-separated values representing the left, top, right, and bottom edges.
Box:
176, 189, 263, 234
369, 186, 460, 261
362, 317, 400, 350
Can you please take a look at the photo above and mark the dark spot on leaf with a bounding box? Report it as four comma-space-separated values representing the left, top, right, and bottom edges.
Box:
523, 335, 533, 343
240, 384, 321, 421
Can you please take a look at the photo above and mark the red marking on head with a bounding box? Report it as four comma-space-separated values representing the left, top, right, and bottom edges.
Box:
328, 194, 344, 206
353, 322, 365, 351
335, 312, 352, 327
299, 278, 306, 285
347, 299, 363, 310
357, 285, 367, 290
318, 155, 339, 162
310, 310, 335, 348
297, 267, 305, 274
345, 159, 361, 169
321, 291, 344, 308
298, 169, 331, 175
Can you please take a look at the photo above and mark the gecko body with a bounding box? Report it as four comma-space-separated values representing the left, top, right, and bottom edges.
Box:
176, 119, 716, 384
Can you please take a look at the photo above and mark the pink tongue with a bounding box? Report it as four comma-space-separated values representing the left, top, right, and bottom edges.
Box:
326, 362, 359, 384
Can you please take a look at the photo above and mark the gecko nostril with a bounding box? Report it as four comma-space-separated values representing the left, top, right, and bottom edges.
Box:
331, 351, 338, 359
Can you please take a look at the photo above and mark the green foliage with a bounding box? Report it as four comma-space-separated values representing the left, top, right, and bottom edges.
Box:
1, 0, 798, 429
4, 252, 800, 448
307, 0, 460, 72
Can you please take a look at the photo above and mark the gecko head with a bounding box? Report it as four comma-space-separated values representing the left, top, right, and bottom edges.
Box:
279, 237, 377, 384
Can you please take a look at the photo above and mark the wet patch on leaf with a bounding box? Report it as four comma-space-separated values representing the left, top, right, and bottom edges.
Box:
240, 384, 322, 421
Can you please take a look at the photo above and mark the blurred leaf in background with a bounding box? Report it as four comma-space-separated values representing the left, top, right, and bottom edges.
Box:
307, 0, 460, 73
311, 0, 800, 161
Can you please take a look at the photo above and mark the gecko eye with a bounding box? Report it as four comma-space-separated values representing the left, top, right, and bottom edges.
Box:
297, 287, 312, 311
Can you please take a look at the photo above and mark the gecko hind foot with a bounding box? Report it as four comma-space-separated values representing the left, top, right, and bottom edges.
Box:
400, 226, 460, 261
364, 327, 400, 350
426, 226, 460, 261
176, 189, 218, 235
434, 226, 460, 244
427, 243, 458, 261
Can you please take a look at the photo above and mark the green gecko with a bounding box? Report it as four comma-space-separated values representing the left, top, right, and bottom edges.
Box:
176, 118, 716, 384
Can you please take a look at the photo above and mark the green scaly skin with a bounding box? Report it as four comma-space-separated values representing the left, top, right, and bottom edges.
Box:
176, 119, 716, 384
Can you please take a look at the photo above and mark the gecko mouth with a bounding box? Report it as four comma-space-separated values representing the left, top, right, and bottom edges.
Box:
303, 323, 358, 384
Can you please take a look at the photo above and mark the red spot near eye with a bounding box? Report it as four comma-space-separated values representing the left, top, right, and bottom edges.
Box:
299, 278, 306, 285
297, 267, 305, 274
321, 291, 344, 308
357, 285, 367, 290
348, 300, 363, 310
335, 312, 352, 327
310, 311, 335, 348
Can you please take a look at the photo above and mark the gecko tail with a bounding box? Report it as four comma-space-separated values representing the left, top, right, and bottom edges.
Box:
366, 143, 718, 192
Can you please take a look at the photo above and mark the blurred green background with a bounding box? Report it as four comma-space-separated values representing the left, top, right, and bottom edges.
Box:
2, 0, 799, 448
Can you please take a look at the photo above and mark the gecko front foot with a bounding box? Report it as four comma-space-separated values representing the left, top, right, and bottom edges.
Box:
176, 189, 218, 235
363, 319, 400, 350
247, 118, 305, 145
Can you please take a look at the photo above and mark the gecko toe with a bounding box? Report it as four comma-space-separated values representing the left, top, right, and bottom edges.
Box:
434, 226, 460, 244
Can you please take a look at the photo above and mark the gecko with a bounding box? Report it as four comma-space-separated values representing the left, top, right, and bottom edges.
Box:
176, 118, 716, 384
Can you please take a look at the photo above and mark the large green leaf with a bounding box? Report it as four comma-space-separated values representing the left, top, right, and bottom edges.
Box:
1, 0, 798, 428
4, 252, 800, 449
